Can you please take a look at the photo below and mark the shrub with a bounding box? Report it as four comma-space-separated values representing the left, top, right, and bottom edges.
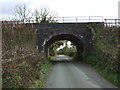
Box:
2, 22, 46, 88
84, 27, 119, 87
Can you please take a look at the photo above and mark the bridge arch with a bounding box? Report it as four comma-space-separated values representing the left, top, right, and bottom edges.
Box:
44, 34, 85, 59
36, 23, 102, 59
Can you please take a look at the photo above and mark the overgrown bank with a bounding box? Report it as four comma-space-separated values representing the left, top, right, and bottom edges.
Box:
2, 22, 51, 88
84, 27, 119, 87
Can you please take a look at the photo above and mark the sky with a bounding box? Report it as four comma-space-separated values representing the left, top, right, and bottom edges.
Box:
57, 41, 72, 51
118, 1, 120, 19
0, 0, 120, 20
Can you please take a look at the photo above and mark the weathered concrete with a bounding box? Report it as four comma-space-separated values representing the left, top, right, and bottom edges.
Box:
36, 22, 104, 58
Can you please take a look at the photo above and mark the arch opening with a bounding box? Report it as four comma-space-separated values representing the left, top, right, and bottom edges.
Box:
48, 40, 77, 61
44, 34, 84, 61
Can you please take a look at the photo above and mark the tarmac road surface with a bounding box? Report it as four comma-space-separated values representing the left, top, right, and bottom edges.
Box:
44, 55, 117, 88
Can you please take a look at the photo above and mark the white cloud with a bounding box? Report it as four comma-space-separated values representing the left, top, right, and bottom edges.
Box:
0, 0, 119, 20
41, 0, 119, 19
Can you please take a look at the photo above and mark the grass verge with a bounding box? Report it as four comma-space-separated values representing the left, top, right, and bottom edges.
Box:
83, 27, 119, 87
29, 58, 52, 88
2, 22, 52, 88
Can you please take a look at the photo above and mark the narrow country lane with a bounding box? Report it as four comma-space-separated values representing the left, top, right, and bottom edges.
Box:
44, 55, 117, 88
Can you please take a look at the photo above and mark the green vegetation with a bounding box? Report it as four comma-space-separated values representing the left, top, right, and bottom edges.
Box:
48, 41, 63, 57
48, 40, 77, 60
2, 19, 119, 88
29, 59, 51, 88
84, 27, 119, 87
62, 46, 77, 58
2, 22, 51, 88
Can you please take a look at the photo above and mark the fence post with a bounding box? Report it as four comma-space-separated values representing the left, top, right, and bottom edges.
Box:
102, 16, 103, 22
115, 19, 117, 26
89, 16, 90, 22
109, 22, 111, 27
76, 17, 77, 23
104, 19, 107, 27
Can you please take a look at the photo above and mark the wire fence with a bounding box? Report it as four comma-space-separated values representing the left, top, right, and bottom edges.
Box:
104, 19, 120, 27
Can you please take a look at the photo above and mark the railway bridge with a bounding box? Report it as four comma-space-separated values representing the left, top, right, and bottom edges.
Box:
36, 21, 104, 58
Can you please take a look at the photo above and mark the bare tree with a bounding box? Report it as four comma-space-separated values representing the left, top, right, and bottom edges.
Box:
13, 4, 32, 23
34, 9, 40, 23
34, 8, 57, 23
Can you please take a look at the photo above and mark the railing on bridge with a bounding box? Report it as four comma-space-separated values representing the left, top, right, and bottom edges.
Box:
1, 16, 120, 27
104, 19, 120, 27
53, 16, 103, 23
52, 17, 120, 27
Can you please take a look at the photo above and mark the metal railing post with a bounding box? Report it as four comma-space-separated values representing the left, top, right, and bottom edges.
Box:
115, 19, 117, 26
104, 19, 107, 27
76, 17, 77, 23
89, 16, 90, 22
102, 16, 103, 22
15, 16, 107, 23
63, 17, 64, 23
